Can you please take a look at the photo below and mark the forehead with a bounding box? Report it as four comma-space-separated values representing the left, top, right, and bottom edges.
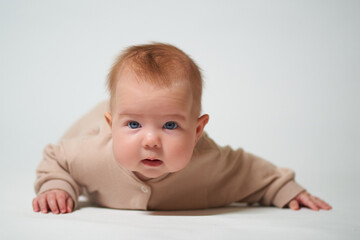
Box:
114, 69, 193, 116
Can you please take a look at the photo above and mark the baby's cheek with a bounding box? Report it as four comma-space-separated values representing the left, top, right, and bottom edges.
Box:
169, 140, 194, 170
112, 138, 135, 168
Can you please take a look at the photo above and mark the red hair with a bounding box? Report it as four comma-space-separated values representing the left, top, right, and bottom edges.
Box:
107, 42, 203, 116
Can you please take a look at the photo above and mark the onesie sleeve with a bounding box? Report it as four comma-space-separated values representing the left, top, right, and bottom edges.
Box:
34, 100, 109, 208
237, 151, 306, 208
198, 134, 306, 209
232, 151, 306, 208
34, 141, 82, 208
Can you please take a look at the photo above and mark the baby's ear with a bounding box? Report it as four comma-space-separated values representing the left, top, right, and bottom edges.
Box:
195, 114, 209, 143
104, 112, 113, 128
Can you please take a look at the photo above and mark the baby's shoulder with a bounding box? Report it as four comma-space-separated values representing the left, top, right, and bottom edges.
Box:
59, 119, 112, 161
60, 100, 110, 140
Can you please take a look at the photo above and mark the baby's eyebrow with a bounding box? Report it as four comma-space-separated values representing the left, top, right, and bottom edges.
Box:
163, 114, 187, 121
118, 113, 187, 121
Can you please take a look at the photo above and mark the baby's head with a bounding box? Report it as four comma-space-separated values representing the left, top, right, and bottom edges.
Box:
104, 43, 209, 181
107, 42, 203, 116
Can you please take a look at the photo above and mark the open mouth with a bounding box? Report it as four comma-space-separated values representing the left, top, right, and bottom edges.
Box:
141, 159, 163, 167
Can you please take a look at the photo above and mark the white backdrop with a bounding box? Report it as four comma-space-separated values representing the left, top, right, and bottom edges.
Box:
0, 0, 359, 239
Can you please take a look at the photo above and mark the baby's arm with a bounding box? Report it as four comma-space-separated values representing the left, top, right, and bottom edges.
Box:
201, 134, 332, 211
287, 191, 332, 211
32, 189, 73, 214
33, 101, 109, 214
34, 141, 82, 214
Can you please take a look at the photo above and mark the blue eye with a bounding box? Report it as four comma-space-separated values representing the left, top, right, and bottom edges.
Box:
163, 121, 178, 130
128, 121, 141, 129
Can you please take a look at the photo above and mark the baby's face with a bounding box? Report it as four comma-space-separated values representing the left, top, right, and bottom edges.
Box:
105, 69, 208, 181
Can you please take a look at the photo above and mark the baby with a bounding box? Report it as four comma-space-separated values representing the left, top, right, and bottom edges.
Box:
33, 43, 332, 214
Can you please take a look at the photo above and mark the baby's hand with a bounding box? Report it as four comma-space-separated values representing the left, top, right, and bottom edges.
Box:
32, 189, 74, 214
287, 191, 332, 211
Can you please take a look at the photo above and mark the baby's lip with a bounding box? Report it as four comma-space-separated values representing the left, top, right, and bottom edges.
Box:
141, 158, 163, 167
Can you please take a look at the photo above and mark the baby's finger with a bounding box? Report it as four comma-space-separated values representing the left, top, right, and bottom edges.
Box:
38, 194, 49, 213
288, 200, 300, 210
66, 197, 73, 213
32, 198, 40, 212
46, 193, 59, 214
311, 196, 332, 210
56, 193, 67, 214
299, 195, 319, 211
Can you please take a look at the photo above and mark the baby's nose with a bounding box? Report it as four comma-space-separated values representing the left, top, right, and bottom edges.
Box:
142, 132, 161, 149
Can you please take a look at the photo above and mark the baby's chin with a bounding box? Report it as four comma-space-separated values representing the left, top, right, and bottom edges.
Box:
134, 171, 170, 181
131, 161, 190, 181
